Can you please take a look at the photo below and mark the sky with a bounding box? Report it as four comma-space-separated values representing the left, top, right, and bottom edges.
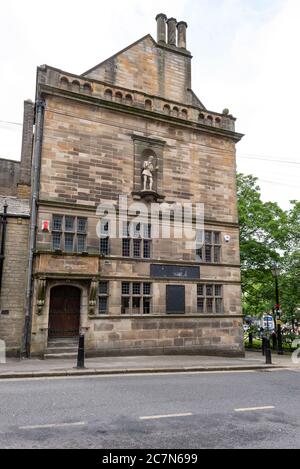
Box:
0, 0, 299, 209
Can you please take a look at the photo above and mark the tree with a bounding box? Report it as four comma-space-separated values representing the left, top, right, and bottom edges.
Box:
237, 174, 299, 319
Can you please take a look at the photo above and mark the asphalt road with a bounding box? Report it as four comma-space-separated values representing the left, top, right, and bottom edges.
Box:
0, 369, 300, 449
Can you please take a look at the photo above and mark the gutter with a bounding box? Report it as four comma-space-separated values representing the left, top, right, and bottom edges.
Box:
23, 99, 45, 357
0, 200, 8, 302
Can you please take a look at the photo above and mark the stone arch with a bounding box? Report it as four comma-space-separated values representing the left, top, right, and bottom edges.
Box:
72, 80, 81, 92
104, 88, 113, 100
145, 99, 152, 111
83, 82, 92, 93
125, 94, 133, 105
163, 104, 170, 115
115, 91, 123, 103
60, 76, 69, 88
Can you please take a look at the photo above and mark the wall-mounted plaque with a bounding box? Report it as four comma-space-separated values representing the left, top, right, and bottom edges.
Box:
150, 264, 200, 279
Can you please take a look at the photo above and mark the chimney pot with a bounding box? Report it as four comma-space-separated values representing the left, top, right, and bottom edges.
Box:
177, 21, 188, 49
155, 13, 167, 44
167, 17, 177, 46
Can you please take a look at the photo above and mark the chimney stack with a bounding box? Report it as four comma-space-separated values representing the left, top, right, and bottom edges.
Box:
155, 13, 167, 44
177, 21, 188, 49
167, 17, 177, 46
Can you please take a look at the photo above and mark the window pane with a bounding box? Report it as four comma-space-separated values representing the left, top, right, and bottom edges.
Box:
53, 215, 63, 231
196, 247, 203, 262
77, 218, 87, 233
206, 298, 213, 313
122, 282, 130, 295
206, 285, 213, 296
65, 216, 75, 232
214, 232, 221, 244
205, 231, 212, 244
132, 297, 141, 314
215, 298, 223, 314
197, 284, 204, 296
214, 246, 221, 263
100, 220, 109, 236
205, 246, 212, 263
52, 232, 61, 250
143, 283, 151, 295
122, 221, 129, 237
197, 298, 204, 313
99, 297, 108, 314
215, 285, 222, 297
143, 223, 151, 239
64, 233, 74, 252
100, 237, 109, 255
122, 238, 131, 257
133, 223, 141, 238
132, 283, 141, 295
143, 297, 151, 314
99, 282, 108, 295
121, 297, 130, 314
133, 239, 141, 258
143, 239, 151, 259
77, 234, 86, 253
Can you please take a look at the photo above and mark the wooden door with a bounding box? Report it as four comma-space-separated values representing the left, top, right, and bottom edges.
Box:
49, 286, 80, 338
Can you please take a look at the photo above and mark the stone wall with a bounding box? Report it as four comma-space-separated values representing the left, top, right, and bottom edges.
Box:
0, 159, 20, 196
0, 217, 29, 355
84, 35, 192, 105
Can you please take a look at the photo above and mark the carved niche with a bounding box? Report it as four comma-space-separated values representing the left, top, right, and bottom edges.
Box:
131, 135, 165, 202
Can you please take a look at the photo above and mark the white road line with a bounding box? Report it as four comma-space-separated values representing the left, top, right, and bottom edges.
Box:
19, 421, 86, 430
140, 413, 193, 421
234, 406, 275, 413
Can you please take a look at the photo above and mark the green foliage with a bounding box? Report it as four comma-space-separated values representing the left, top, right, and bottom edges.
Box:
237, 174, 300, 319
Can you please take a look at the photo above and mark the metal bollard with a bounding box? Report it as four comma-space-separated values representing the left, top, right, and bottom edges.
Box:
249, 332, 253, 348
265, 338, 272, 365
262, 336, 266, 356
76, 334, 85, 369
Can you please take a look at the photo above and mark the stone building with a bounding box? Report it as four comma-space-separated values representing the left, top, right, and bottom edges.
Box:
0, 198, 30, 355
26, 14, 243, 357
0, 101, 34, 356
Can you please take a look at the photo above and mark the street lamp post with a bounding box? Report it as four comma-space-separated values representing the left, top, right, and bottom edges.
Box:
271, 265, 283, 355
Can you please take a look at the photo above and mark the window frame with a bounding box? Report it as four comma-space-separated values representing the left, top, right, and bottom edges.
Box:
197, 283, 223, 314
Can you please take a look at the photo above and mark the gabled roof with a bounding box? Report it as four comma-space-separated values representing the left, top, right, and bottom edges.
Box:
82, 34, 157, 77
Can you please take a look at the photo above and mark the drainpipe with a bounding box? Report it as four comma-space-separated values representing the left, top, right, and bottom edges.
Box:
0, 200, 8, 301
23, 99, 45, 357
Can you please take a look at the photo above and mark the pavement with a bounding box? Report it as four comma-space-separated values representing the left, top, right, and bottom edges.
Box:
1, 369, 300, 448
0, 350, 299, 379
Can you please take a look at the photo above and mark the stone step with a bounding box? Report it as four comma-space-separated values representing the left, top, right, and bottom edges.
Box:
48, 340, 79, 347
46, 346, 78, 354
44, 352, 78, 360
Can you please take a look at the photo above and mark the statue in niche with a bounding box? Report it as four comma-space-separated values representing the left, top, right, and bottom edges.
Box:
142, 155, 158, 192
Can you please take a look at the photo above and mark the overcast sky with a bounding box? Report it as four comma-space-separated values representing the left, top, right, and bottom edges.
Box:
0, 0, 299, 209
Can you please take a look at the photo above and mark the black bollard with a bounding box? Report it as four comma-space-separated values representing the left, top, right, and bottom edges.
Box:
76, 334, 85, 369
262, 336, 266, 356
265, 338, 272, 365
249, 332, 253, 348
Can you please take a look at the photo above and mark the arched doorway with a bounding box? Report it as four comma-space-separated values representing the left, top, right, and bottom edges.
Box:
48, 286, 81, 338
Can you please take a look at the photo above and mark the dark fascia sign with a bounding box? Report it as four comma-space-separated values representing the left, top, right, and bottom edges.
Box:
150, 264, 200, 279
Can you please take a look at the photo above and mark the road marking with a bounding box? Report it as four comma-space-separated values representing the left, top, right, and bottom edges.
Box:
19, 421, 86, 430
234, 406, 275, 413
140, 413, 193, 421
